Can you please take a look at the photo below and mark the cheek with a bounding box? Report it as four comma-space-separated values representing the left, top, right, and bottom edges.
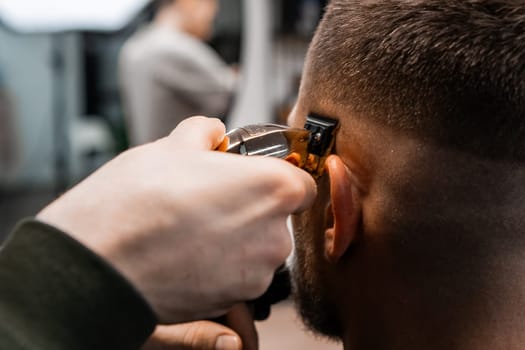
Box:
290, 210, 324, 273
290, 213, 309, 260
289, 213, 312, 284
289, 175, 331, 275
292, 176, 331, 252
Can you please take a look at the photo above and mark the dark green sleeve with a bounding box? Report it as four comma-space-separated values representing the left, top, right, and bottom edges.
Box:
0, 219, 158, 350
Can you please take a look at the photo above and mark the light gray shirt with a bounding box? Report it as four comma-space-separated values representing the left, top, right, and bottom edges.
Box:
119, 25, 237, 146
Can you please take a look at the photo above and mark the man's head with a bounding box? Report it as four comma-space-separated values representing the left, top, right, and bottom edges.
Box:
155, 0, 218, 40
289, 1, 525, 348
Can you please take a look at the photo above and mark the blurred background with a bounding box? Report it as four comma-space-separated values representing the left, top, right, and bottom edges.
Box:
0, 0, 328, 234
0, 0, 339, 348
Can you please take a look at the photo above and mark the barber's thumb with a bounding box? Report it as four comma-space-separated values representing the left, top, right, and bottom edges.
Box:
142, 322, 242, 350
168, 116, 227, 151
289, 166, 318, 214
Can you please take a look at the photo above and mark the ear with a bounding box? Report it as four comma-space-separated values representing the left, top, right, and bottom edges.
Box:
324, 155, 362, 264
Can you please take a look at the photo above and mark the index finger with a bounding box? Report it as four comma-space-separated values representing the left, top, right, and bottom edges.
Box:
288, 165, 318, 213
168, 116, 226, 151
260, 158, 317, 214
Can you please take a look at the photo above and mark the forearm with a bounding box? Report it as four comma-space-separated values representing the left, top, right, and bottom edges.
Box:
0, 219, 157, 350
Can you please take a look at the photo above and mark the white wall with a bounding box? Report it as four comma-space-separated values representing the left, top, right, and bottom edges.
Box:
0, 28, 82, 187
228, 0, 274, 128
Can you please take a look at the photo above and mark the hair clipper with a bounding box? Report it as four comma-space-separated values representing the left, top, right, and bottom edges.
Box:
219, 114, 339, 320
222, 114, 339, 179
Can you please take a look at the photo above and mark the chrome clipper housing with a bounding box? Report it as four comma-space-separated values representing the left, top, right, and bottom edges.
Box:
225, 114, 339, 178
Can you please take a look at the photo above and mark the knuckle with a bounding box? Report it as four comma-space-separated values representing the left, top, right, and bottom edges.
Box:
181, 324, 198, 347
184, 323, 214, 349
177, 116, 207, 129
268, 166, 307, 211
187, 115, 209, 123
181, 116, 225, 133
209, 118, 226, 135
207, 116, 224, 126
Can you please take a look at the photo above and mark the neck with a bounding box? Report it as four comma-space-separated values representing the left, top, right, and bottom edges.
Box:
154, 8, 184, 33
337, 206, 525, 350
341, 279, 525, 350
326, 114, 525, 349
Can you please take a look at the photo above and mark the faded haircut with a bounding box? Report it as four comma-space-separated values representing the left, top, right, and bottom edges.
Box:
305, 0, 525, 161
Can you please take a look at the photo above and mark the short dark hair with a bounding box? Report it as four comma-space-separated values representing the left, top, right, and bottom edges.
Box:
306, 0, 525, 160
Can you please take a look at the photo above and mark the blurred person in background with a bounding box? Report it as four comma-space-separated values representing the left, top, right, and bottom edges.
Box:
119, 0, 238, 146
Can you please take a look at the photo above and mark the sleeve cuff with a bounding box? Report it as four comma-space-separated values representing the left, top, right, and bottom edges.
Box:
0, 218, 158, 350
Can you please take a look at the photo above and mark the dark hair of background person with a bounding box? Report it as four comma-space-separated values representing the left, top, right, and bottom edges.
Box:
156, 0, 175, 10
305, 0, 525, 161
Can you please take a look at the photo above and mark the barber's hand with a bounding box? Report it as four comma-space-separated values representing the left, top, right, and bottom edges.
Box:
37, 116, 316, 323
143, 304, 258, 350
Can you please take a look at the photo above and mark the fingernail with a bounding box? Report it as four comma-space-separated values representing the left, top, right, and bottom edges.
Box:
215, 335, 240, 350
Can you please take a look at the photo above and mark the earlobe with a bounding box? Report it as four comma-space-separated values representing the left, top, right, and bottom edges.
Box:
324, 155, 362, 264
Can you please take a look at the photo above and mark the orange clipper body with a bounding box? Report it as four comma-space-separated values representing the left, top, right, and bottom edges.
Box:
223, 115, 339, 179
